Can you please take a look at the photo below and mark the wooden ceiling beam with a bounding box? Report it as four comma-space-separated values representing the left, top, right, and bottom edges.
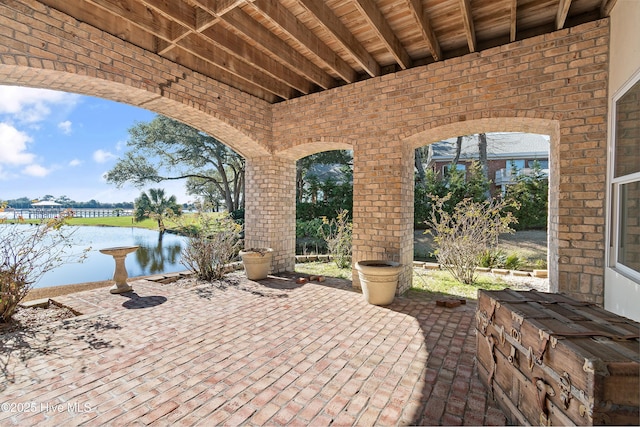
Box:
510, 0, 518, 42
84, 0, 176, 41
89, 0, 295, 99
406, 0, 442, 61
178, 33, 296, 99
195, 8, 220, 33
190, 0, 245, 17
600, 0, 618, 17
201, 24, 313, 94
296, 0, 380, 77
139, 0, 197, 30
156, 28, 192, 55
250, 0, 357, 83
162, 45, 278, 102
132, 0, 309, 95
40, 0, 282, 101
352, 0, 412, 69
556, 0, 572, 29
459, 0, 476, 53
222, 8, 335, 89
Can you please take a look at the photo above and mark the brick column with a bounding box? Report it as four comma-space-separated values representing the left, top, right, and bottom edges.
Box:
244, 156, 296, 273
351, 139, 415, 293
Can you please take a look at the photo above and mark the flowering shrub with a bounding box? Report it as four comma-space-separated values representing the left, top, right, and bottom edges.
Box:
175, 208, 241, 281
320, 209, 352, 268
426, 195, 518, 284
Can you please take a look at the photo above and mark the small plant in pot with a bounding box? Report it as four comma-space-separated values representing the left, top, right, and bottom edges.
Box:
355, 260, 403, 306
239, 248, 273, 280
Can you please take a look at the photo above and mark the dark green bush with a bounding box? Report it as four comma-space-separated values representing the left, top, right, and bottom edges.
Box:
504, 161, 548, 230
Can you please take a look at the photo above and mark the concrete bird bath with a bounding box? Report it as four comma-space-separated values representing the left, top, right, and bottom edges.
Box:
99, 246, 139, 294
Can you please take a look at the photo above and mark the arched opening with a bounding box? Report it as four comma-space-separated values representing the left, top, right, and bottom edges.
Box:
0, 85, 248, 287
0, 66, 270, 160
277, 141, 354, 274
403, 117, 561, 292
413, 132, 551, 290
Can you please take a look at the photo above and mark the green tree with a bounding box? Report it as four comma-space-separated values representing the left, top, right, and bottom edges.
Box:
106, 115, 244, 212
296, 150, 353, 221
296, 151, 352, 204
134, 188, 182, 233
414, 160, 490, 227
504, 160, 548, 230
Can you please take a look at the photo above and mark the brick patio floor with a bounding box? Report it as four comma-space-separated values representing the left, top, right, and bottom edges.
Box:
0, 272, 507, 426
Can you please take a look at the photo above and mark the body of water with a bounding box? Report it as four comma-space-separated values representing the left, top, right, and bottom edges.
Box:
2, 225, 188, 288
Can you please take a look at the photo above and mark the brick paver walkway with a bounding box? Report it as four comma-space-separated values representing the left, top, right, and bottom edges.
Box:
0, 272, 506, 426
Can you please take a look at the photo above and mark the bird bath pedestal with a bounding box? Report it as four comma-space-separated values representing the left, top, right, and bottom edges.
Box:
99, 246, 139, 294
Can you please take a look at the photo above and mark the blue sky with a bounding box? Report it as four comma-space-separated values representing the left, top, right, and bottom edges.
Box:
0, 86, 192, 204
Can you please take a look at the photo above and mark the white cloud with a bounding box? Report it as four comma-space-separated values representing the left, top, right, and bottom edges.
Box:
115, 140, 127, 151
93, 149, 116, 163
69, 159, 82, 167
23, 164, 50, 177
0, 86, 79, 124
0, 122, 35, 165
58, 120, 72, 134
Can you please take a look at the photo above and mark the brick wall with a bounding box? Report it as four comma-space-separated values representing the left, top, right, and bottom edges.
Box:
0, 1, 611, 304
273, 20, 610, 302
244, 156, 296, 273
0, 0, 272, 160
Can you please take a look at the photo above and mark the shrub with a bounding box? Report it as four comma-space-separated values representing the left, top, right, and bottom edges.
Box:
478, 249, 506, 268
296, 218, 327, 254
176, 209, 241, 281
415, 161, 491, 228
320, 209, 352, 268
426, 195, 518, 284
504, 253, 523, 270
534, 258, 548, 270
0, 212, 89, 323
504, 160, 548, 230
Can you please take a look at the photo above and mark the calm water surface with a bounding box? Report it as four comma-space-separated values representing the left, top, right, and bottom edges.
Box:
4, 225, 187, 288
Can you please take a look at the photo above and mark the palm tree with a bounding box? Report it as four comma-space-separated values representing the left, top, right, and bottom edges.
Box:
134, 188, 182, 233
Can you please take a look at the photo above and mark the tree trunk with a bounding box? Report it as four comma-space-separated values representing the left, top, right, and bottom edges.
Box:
296, 167, 304, 203
415, 148, 426, 183
234, 169, 244, 210
478, 133, 491, 199
452, 136, 463, 166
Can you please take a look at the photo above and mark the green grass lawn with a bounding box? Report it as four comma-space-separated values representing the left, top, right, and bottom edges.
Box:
1, 213, 206, 231
411, 269, 511, 300
66, 216, 159, 229
295, 261, 513, 300
295, 261, 353, 280
2, 216, 162, 230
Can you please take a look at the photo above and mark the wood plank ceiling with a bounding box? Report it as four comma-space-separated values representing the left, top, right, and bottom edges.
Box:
38, 0, 617, 103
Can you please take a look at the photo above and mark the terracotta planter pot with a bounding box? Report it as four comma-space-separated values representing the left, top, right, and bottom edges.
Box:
239, 248, 273, 280
355, 260, 402, 305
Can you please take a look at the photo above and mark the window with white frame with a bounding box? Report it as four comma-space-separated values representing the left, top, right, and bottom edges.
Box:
611, 74, 640, 280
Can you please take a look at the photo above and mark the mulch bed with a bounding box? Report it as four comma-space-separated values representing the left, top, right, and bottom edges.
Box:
0, 305, 76, 336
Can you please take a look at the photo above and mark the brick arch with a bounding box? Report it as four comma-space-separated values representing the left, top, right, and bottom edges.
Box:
275, 138, 354, 161
401, 113, 560, 149
401, 114, 562, 293
0, 0, 274, 159
0, 66, 270, 159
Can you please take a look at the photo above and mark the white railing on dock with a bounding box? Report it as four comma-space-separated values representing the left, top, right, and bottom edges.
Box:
1, 208, 134, 220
